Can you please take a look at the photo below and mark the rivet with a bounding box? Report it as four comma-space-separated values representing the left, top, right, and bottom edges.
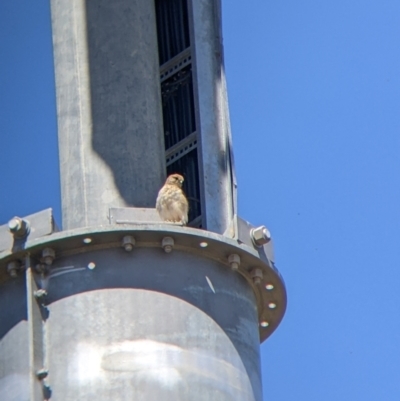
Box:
42, 248, 55, 266
250, 268, 263, 285
162, 237, 174, 253
228, 254, 241, 270
122, 235, 135, 252
7, 261, 20, 278
36, 369, 48, 380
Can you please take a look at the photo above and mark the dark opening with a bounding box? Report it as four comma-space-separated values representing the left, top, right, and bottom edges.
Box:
155, 0, 202, 226
155, 0, 190, 64
167, 149, 201, 223
161, 65, 196, 150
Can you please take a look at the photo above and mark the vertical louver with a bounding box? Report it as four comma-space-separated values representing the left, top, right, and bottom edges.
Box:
155, 0, 202, 225
155, 0, 190, 65
161, 65, 196, 150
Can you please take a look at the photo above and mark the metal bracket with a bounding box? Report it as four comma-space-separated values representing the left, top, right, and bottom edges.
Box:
223, 214, 275, 263
0, 209, 59, 254
26, 257, 48, 401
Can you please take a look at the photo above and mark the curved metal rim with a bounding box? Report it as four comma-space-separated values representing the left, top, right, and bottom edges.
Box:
0, 224, 287, 342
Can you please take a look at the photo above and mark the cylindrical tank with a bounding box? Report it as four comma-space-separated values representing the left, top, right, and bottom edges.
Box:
0, 225, 286, 401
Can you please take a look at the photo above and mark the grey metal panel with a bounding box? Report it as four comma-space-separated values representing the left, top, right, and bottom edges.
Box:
189, 0, 236, 234
0, 208, 56, 253
44, 247, 261, 401
109, 207, 161, 225
0, 275, 30, 401
51, 0, 166, 230
0, 323, 30, 401
224, 215, 275, 263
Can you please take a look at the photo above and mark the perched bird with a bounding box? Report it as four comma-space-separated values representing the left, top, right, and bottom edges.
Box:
156, 174, 189, 225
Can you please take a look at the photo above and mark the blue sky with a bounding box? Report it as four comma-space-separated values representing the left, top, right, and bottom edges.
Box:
1, 1, 400, 400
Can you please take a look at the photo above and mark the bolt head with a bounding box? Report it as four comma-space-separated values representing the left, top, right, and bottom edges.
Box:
251, 226, 271, 246
122, 236, 135, 252
8, 217, 30, 238
253, 277, 261, 285
162, 237, 174, 253
36, 369, 48, 380
34, 289, 48, 299
7, 261, 20, 278
250, 268, 263, 286
231, 262, 239, 270
42, 248, 55, 266
228, 254, 241, 270
8, 217, 22, 232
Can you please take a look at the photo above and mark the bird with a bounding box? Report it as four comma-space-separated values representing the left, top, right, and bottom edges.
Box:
156, 173, 189, 225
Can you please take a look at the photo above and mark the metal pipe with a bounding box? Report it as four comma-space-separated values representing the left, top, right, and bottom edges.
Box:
0, 225, 286, 401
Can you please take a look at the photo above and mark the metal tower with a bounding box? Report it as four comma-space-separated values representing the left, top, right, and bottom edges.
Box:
0, 1, 286, 400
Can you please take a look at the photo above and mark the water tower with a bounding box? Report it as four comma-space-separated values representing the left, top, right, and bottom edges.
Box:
0, 1, 286, 400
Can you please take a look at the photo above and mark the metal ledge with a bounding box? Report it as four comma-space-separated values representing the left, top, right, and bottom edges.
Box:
0, 208, 57, 253
0, 224, 286, 342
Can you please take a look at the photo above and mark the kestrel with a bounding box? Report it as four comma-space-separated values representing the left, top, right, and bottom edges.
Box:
156, 174, 189, 225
